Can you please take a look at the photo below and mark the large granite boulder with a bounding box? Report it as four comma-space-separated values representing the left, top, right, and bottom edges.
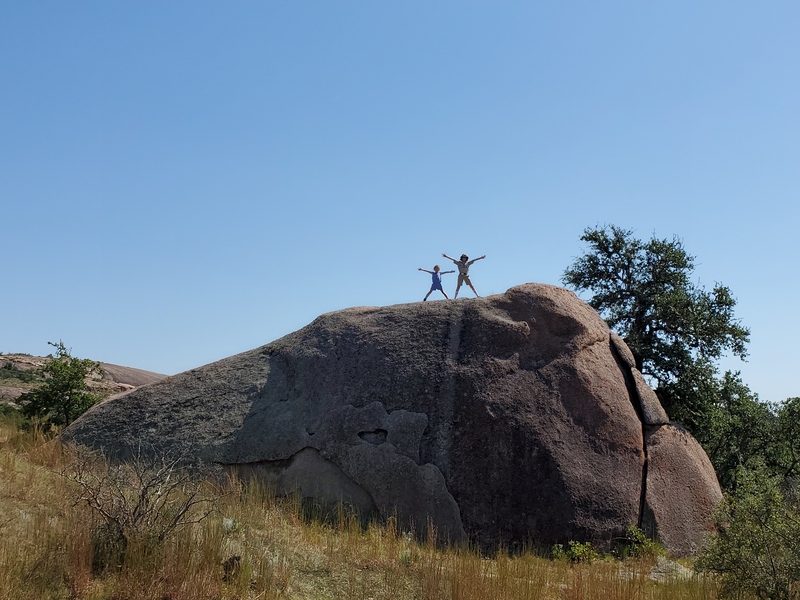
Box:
62, 283, 721, 555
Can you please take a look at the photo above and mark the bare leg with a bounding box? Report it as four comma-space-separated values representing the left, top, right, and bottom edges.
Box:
454, 283, 462, 298
423, 290, 433, 301
469, 283, 479, 297
440, 290, 449, 299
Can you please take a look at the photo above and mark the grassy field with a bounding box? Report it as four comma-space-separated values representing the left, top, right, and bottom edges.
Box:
0, 418, 725, 600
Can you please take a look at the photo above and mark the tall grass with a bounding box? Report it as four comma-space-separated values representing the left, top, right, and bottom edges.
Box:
0, 416, 725, 599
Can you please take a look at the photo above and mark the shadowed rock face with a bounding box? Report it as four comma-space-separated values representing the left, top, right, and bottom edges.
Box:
63, 283, 721, 555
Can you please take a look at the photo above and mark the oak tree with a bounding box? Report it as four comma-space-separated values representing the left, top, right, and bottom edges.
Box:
562, 225, 750, 432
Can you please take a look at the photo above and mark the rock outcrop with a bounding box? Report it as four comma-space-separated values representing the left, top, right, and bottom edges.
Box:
62, 284, 721, 555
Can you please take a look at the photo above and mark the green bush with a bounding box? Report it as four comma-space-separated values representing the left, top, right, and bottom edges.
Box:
18, 341, 100, 426
695, 467, 800, 600
551, 540, 599, 563
615, 525, 666, 559
0, 361, 45, 384
0, 404, 26, 426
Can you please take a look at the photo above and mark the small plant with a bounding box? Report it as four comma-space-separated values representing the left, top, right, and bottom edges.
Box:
399, 548, 413, 567
551, 540, 600, 562
616, 525, 666, 559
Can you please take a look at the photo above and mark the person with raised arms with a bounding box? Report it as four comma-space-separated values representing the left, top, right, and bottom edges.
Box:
418, 264, 455, 301
442, 252, 486, 298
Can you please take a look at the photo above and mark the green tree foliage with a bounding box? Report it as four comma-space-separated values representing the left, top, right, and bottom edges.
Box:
560, 225, 800, 496
18, 341, 101, 427
696, 467, 800, 600
0, 361, 45, 384
562, 225, 750, 433
702, 372, 777, 490
694, 375, 800, 491
774, 397, 800, 481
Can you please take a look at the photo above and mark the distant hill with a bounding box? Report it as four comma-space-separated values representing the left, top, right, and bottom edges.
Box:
0, 353, 167, 407
96, 362, 168, 388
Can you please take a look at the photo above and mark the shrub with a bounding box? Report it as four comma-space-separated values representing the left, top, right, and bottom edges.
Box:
552, 540, 599, 563
61, 445, 220, 572
0, 361, 44, 384
18, 341, 100, 426
612, 525, 666, 559
0, 404, 25, 425
695, 466, 800, 600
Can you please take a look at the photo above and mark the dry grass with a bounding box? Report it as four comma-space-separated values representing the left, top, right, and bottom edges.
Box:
0, 418, 726, 600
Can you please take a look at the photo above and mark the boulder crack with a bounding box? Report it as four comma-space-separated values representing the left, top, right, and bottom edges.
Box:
608, 333, 649, 529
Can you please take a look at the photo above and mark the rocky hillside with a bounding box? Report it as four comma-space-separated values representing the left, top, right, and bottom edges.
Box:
0, 354, 167, 407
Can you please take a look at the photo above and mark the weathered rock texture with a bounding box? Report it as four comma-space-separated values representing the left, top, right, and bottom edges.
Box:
642, 424, 723, 556
63, 284, 721, 555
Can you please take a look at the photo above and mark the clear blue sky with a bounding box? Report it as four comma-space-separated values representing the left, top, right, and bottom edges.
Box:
2, 2, 798, 403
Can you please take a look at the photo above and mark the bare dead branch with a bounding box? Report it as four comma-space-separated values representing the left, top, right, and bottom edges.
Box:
59, 442, 222, 550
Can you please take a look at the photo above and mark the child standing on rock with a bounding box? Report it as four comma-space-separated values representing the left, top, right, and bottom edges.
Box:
442, 253, 486, 298
418, 265, 455, 301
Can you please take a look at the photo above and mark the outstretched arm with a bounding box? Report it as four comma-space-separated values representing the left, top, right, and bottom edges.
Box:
468, 255, 486, 265
418, 268, 434, 274
442, 270, 455, 274
442, 253, 457, 262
